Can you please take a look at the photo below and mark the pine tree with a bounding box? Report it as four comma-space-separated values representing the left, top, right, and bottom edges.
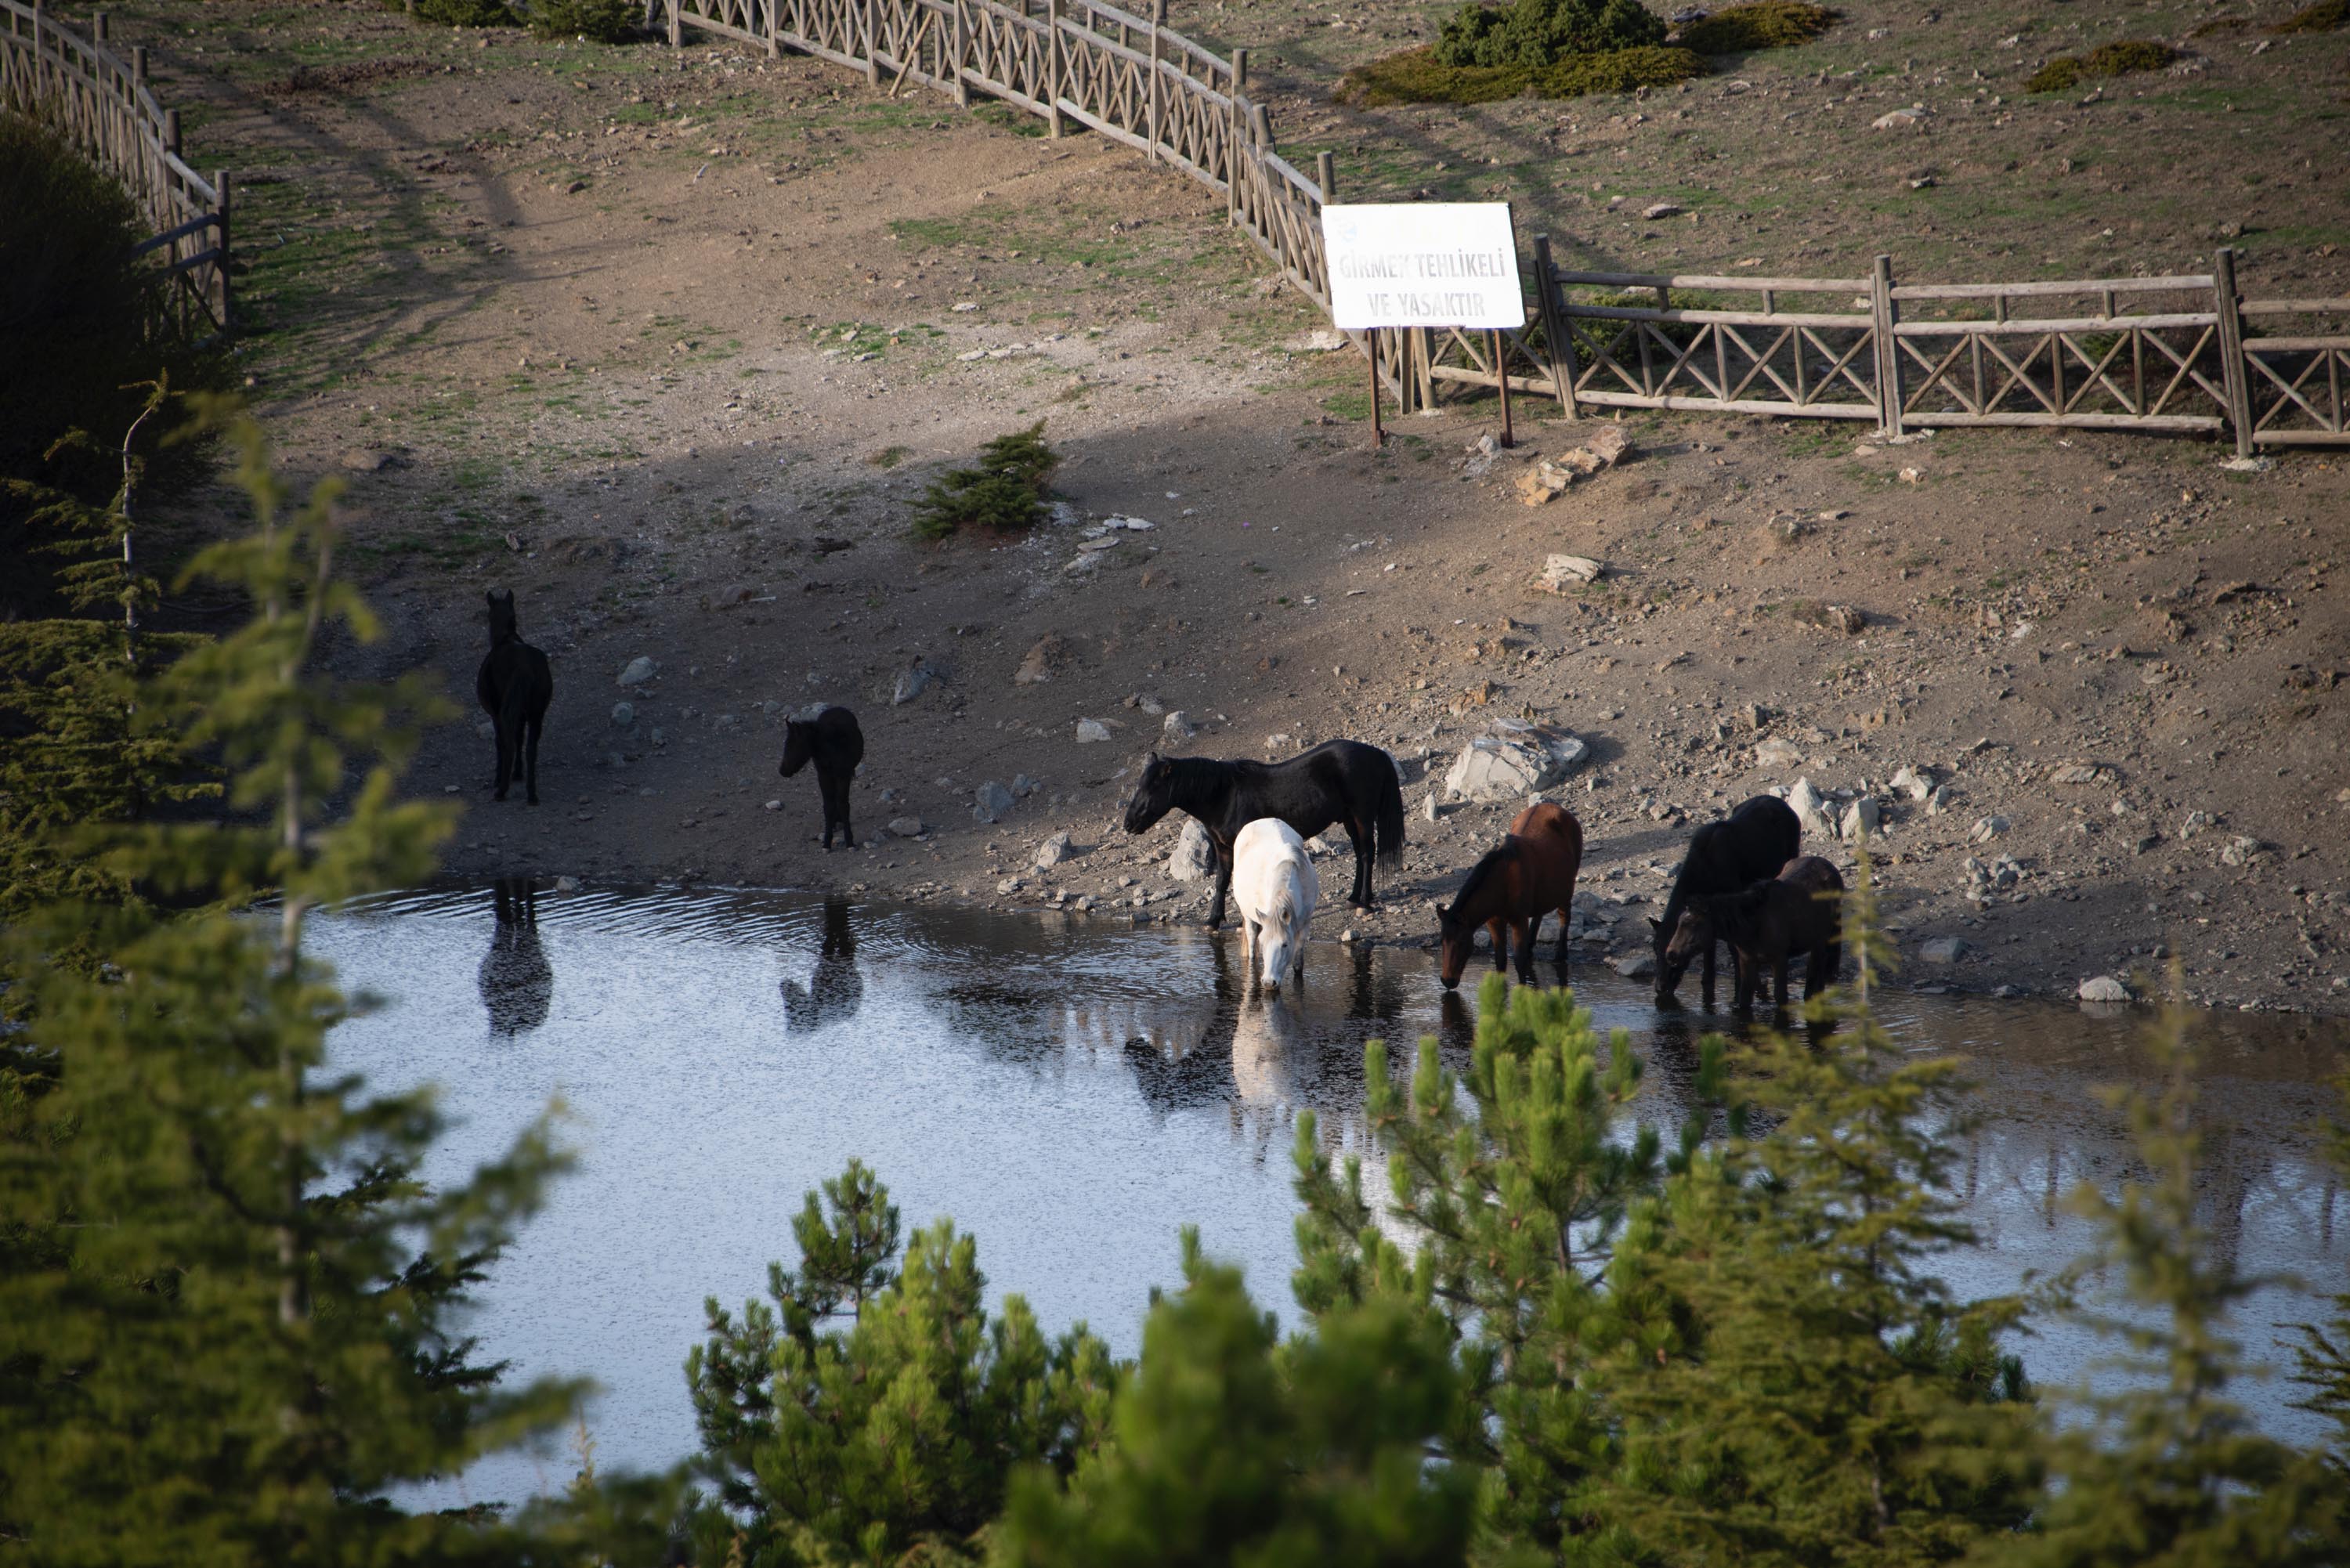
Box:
2287, 1073, 2350, 1479
1589, 859, 2040, 1567
685, 1159, 1119, 1566
1, 407, 665, 1565
992, 1229, 1473, 1568
1994, 995, 2348, 1567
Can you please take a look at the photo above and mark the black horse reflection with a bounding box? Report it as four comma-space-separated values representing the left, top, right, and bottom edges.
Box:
783, 898, 864, 1031
479, 878, 553, 1038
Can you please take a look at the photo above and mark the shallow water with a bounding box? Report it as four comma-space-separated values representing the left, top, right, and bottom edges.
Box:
311, 881, 2350, 1506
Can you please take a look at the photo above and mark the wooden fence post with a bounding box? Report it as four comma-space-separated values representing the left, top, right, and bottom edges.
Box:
862, 0, 877, 85
2213, 246, 2254, 458
952, 0, 970, 105
1044, 0, 1063, 136
132, 43, 146, 83
1315, 149, 1333, 203
163, 107, 179, 157
1144, 0, 1165, 161
1225, 47, 1244, 226
1533, 233, 1576, 419
667, 0, 682, 49
1870, 252, 1903, 439
765, 0, 778, 58
92, 12, 106, 45
215, 168, 233, 332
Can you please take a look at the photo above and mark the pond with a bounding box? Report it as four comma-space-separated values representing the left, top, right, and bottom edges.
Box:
312, 880, 2350, 1507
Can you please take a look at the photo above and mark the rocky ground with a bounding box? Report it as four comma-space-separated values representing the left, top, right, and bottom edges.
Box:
107, 0, 2350, 1013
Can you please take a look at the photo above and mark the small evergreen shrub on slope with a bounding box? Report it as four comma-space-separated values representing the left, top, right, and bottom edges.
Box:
911, 421, 1058, 540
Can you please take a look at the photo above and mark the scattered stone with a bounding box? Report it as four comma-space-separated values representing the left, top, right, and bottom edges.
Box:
2179, 809, 2218, 839
1919, 937, 1969, 964
763, 799, 782, 811
1445, 719, 1588, 803
1421, 789, 1441, 823
611, 701, 636, 728
2219, 834, 2261, 867
554, 876, 580, 892
1969, 815, 2011, 844
1897, 466, 1925, 484
1033, 831, 1072, 869
1013, 774, 1039, 797
2219, 455, 2273, 473
1167, 819, 1217, 881
889, 816, 927, 838
1162, 710, 1197, 742
1538, 553, 1606, 590
996, 876, 1025, 894
1787, 777, 1837, 839
1075, 717, 1112, 743
617, 656, 657, 687
2077, 974, 2131, 1004
892, 659, 936, 705
1462, 433, 1501, 479
1014, 634, 1068, 685
973, 780, 1016, 823
1755, 736, 1805, 769
1643, 201, 1684, 219
1824, 603, 1867, 634
2047, 761, 2117, 786
1610, 954, 1657, 979
1925, 784, 1953, 815
1872, 105, 1929, 130
1840, 796, 1882, 842
1890, 764, 1933, 801
339, 449, 398, 473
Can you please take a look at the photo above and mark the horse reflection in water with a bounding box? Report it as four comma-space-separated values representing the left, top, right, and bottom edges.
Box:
783, 898, 864, 1032
478, 879, 554, 1039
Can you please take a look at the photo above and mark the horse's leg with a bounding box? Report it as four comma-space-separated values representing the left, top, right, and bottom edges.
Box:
1773, 957, 1791, 1013
492, 715, 512, 801
1488, 918, 1507, 974
522, 716, 541, 806
836, 774, 855, 849
1208, 844, 1233, 928
1700, 940, 1717, 1009
1512, 918, 1535, 983
1349, 817, 1372, 908
1553, 907, 1574, 969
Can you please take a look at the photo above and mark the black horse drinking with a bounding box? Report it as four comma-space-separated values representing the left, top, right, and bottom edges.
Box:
780, 705, 864, 850
1648, 793, 1801, 1009
1120, 740, 1405, 928
476, 589, 552, 805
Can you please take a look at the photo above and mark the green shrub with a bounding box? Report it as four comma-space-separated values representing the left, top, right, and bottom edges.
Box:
413, 0, 515, 27
1673, 0, 1839, 53
2026, 38, 2179, 92
2271, 0, 2347, 31
909, 421, 1058, 540
1336, 42, 1705, 105
1435, 0, 1667, 69
523, 0, 638, 41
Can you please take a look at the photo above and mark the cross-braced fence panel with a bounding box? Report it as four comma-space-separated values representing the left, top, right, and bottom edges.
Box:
2239, 299, 2350, 446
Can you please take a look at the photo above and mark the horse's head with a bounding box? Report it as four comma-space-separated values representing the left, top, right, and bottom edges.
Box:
1434, 900, 1475, 991
1258, 919, 1297, 993
1661, 909, 1714, 981
486, 588, 519, 645
1122, 752, 1175, 835
779, 719, 815, 778
1650, 915, 1687, 1007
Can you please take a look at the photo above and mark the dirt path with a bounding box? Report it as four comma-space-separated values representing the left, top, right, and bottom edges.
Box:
114, 0, 2350, 1014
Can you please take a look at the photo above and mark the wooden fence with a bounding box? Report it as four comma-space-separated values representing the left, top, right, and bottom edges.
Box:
1, 0, 232, 336
665, 0, 2347, 454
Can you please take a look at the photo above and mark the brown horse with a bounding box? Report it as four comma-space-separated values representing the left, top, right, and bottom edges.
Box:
1665, 854, 1845, 1015
1434, 802, 1585, 989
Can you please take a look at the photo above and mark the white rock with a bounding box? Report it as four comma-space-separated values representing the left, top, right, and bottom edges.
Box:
1540, 553, 1605, 588
889, 816, 927, 838
973, 780, 1016, 823
1755, 736, 1805, 769
996, 876, 1025, 894
1610, 954, 1657, 979
1421, 789, 1441, 823
1890, 764, 1933, 801
1969, 815, 2011, 844
1166, 819, 1217, 881
1033, 831, 1072, 869
554, 876, 580, 892
617, 656, 657, 687
1786, 777, 1837, 839
1162, 710, 1197, 742
1925, 784, 1953, 816
1872, 106, 1928, 130
1919, 937, 1968, 964
1445, 720, 1587, 803
2219, 834, 2261, 867
1839, 797, 1882, 842
763, 799, 782, 811
1075, 718, 1112, 743
893, 660, 935, 705
2077, 975, 2131, 1003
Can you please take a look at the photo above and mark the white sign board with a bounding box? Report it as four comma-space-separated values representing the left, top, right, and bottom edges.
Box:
1320, 203, 1524, 331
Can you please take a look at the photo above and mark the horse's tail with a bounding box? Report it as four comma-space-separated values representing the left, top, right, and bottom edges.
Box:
1374, 753, 1406, 865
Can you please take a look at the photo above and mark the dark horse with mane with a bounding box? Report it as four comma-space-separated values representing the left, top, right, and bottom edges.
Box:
1649, 793, 1800, 1009
1435, 801, 1585, 988
1666, 854, 1844, 1016
476, 589, 552, 805
1122, 739, 1405, 928
780, 704, 864, 850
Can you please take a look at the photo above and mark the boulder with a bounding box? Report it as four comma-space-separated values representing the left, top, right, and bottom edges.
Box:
1033, 831, 1072, 870
1444, 720, 1587, 803
1538, 553, 1605, 591
617, 656, 657, 687
1872, 106, 1928, 130
1969, 815, 2011, 844
2077, 975, 2131, 1003
1075, 717, 1112, 743
1890, 764, 1933, 801
1166, 819, 1217, 881
1014, 634, 1068, 685
1162, 710, 1197, 742
1755, 736, 1804, 770
888, 816, 927, 838
611, 701, 636, 728
892, 659, 936, 705
972, 780, 1016, 824
1610, 954, 1657, 980
1839, 796, 1882, 842
1786, 777, 1837, 839
1918, 936, 1968, 964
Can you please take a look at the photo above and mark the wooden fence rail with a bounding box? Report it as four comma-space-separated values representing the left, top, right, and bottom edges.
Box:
1, 0, 232, 336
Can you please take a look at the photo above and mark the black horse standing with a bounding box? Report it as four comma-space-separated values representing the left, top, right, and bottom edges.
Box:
1649, 793, 1801, 1008
780, 705, 864, 849
1121, 739, 1405, 928
476, 589, 552, 804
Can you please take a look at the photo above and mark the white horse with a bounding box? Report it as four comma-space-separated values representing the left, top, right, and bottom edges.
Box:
1232, 818, 1318, 992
